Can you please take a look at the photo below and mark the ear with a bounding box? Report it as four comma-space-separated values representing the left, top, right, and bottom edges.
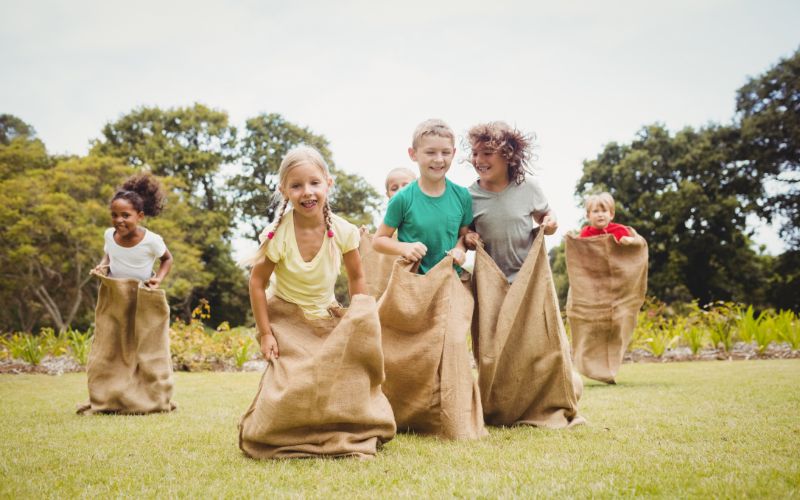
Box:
408, 147, 417, 161
327, 176, 334, 188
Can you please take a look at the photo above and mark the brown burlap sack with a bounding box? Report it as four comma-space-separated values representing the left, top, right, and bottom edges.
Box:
565, 230, 648, 384
378, 256, 487, 440
472, 229, 584, 428
239, 294, 396, 459
77, 273, 175, 415
358, 229, 400, 299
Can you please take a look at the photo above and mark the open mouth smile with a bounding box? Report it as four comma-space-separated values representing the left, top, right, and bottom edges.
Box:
299, 199, 318, 209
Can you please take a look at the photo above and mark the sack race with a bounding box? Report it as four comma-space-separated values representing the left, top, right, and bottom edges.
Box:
77, 273, 175, 415
378, 256, 487, 440
239, 294, 396, 459
565, 230, 648, 384
472, 229, 584, 428
358, 229, 400, 299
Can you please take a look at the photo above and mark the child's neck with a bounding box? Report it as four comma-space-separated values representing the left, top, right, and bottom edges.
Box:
417, 176, 446, 197
479, 175, 510, 193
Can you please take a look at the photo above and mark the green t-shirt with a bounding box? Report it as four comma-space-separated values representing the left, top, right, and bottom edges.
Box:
383, 179, 473, 274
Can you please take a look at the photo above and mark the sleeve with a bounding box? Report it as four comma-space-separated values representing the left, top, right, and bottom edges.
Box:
579, 225, 592, 238
336, 220, 361, 254
264, 226, 285, 264
151, 233, 167, 258
383, 189, 406, 229
103, 228, 112, 254
527, 179, 551, 217
460, 187, 473, 227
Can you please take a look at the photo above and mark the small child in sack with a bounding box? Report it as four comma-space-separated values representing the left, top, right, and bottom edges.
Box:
93, 173, 173, 284
240, 145, 395, 459
579, 192, 636, 244
80, 173, 175, 415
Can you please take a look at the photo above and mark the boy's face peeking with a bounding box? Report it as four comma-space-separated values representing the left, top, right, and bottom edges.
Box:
471, 146, 509, 186
386, 172, 416, 199
587, 204, 614, 230
408, 135, 455, 184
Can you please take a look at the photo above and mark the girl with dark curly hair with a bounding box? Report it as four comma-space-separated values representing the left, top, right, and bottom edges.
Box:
93, 172, 173, 287
464, 121, 557, 283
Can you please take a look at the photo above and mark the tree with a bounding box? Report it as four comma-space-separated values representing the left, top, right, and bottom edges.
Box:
0, 115, 50, 181
0, 114, 36, 145
232, 113, 380, 241
577, 124, 771, 306
735, 47, 800, 248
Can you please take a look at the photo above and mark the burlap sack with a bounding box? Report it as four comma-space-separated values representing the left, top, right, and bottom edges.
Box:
472, 229, 584, 428
239, 294, 396, 459
565, 230, 648, 384
378, 256, 487, 440
358, 229, 400, 299
77, 273, 175, 415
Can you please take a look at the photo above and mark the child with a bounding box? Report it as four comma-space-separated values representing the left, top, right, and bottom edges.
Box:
464, 121, 583, 428
579, 192, 636, 244
384, 167, 417, 199
358, 167, 417, 298
372, 119, 470, 272
464, 121, 556, 283
372, 119, 486, 440
93, 173, 173, 284
239, 145, 395, 459
79, 173, 175, 415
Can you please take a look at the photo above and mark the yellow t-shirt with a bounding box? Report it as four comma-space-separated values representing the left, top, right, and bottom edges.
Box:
263, 210, 360, 319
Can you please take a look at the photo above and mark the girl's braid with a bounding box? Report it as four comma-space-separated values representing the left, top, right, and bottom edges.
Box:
323, 200, 334, 238
265, 198, 290, 240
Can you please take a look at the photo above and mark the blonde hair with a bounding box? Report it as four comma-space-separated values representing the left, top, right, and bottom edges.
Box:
585, 192, 616, 215
384, 167, 417, 192
246, 145, 334, 266
411, 119, 455, 149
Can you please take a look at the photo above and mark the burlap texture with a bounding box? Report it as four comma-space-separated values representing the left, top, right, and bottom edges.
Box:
565, 230, 648, 384
78, 274, 175, 415
378, 256, 487, 440
239, 294, 396, 459
358, 229, 400, 299
472, 229, 584, 428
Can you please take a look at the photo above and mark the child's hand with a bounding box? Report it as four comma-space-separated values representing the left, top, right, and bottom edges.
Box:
541, 215, 558, 235
448, 248, 467, 266
401, 242, 427, 262
260, 332, 279, 360
619, 236, 636, 245
463, 231, 481, 250
91, 265, 108, 276
145, 277, 162, 288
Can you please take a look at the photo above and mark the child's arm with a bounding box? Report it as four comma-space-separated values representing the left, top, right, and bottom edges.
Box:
92, 253, 110, 274
463, 230, 481, 250
342, 249, 367, 296
372, 223, 427, 262
146, 249, 173, 288
249, 257, 279, 360
534, 210, 558, 235
447, 226, 469, 266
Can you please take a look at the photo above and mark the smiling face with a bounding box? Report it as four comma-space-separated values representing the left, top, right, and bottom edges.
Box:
385, 170, 416, 199
280, 161, 332, 221
587, 203, 614, 230
408, 135, 455, 185
471, 146, 510, 188
110, 198, 144, 238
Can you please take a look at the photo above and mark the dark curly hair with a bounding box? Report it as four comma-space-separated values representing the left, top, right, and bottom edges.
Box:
466, 121, 534, 185
111, 172, 166, 217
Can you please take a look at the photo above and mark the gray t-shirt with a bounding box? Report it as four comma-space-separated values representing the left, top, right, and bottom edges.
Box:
469, 177, 550, 283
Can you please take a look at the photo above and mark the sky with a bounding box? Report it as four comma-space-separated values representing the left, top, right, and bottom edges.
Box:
2, 0, 798, 258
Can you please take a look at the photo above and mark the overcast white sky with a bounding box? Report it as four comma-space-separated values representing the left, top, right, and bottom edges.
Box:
2, 0, 798, 257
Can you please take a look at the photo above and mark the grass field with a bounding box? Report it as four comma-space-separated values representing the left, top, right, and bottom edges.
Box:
1, 360, 799, 498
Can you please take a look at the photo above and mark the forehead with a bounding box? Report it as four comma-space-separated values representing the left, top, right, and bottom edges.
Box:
110, 198, 136, 211
587, 200, 612, 211
284, 161, 325, 181
416, 134, 454, 149
386, 171, 416, 185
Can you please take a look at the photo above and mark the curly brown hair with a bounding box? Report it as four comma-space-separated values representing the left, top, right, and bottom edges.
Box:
112, 172, 166, 217
466, 121, 534, 185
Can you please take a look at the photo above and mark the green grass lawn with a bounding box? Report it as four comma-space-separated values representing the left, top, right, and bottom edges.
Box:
1, 360, 798, 498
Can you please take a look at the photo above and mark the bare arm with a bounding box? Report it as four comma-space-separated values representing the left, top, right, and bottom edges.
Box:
534, 209, 558, 236
146, 248, 173, 288
92, 253, 110, 274
342, 248, 367, 297
372, 223, 427, 261
249, 257, 279, 360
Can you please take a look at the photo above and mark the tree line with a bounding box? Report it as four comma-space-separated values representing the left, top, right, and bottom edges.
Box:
551, 48, 799, 311
0, 108, 380, 332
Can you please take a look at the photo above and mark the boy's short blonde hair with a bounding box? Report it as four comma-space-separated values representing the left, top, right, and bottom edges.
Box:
412, 119, 455, 149
585, 192, 616, 215
384, 167, 417, 192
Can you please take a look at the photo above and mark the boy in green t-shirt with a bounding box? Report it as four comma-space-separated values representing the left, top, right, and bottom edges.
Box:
373, 119, 471, 274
